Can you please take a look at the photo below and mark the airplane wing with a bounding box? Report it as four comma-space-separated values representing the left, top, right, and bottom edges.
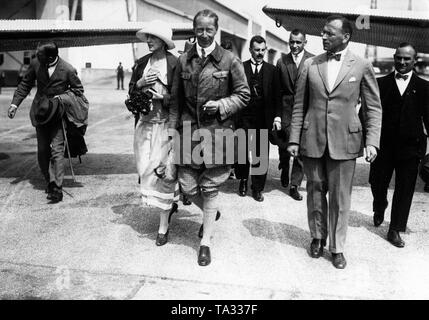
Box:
262, 5, 429, 53
0, 19, 194, 52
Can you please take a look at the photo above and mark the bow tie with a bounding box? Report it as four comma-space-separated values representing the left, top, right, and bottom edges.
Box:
395, 73, 409, 81
327, 52, 341, 61
251, 61, 263, 66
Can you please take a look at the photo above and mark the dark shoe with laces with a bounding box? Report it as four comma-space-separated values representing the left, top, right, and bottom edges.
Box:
332, 253, 347, 269
198, 211, 221, 238
49, 184, 63, 203
289, 185, 303, 201
252, 190, 264, 202
309, 238, 326, 258
373, 210, 385, 227
238, 179, 247, 197
387, 229, 405, 248
46, 182, 56, 200
198, 245, 211, 266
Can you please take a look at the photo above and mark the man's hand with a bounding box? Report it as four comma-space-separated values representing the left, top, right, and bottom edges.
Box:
202, 100, 219, 115
287, 144, 299, 157
272, 117, 281, 131
8, 105, 18, 119
364, 145, 377, 163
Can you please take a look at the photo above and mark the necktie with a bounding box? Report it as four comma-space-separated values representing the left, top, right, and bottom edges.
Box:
395, 73, 409, 81
201, 48, 207, 65
327, 52, 341, 61
251, 61, 261, 75
293, 54, 300, 68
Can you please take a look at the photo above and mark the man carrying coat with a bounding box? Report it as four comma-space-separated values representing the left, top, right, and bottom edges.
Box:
287, 15, 382, 269
276, 29, 314, 201
369, 42, 429, 248
8, 41, 84, 203
235, 35, 281, 202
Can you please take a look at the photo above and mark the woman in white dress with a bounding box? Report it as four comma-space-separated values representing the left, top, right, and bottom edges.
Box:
128, 21, 179, 246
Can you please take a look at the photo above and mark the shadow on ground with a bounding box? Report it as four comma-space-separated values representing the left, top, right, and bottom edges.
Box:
110, 203, 206, 251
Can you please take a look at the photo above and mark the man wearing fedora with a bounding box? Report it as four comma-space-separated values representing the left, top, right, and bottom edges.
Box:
8, 41, 84, 203
276, 29, 314, 201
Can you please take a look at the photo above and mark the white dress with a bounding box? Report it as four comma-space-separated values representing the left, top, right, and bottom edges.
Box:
133, 56, 179, 210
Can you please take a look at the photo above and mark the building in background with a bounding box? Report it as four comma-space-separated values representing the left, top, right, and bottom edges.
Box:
0, 0, 289, 86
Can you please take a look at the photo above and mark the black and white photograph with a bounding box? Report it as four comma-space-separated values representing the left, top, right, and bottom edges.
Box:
0, 0, 428, 305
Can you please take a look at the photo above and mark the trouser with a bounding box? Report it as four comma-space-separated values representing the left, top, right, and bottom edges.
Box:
35, 120, 65, 187
235, 127, 270, 192
117, 76, 124, 89
369, 154, 420, 232
278, 146, 304, 186
303, 152, 356, 253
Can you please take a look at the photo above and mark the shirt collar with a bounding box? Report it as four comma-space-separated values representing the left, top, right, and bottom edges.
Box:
250, 57, 264, 66
197, 41, 216, 58
292, 50, 304, 60
47, 56, 59, 68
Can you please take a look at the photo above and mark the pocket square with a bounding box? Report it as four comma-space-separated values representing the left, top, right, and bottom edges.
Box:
348, 77, 357, 82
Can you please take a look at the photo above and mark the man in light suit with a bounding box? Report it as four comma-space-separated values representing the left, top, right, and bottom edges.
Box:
369, 43, 429, 248
276, 29, 314, 201
8, 41, 84, 203
287, 15, 382, 269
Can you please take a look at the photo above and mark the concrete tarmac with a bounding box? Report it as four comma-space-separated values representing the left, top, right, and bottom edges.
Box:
0, 86, 428, 300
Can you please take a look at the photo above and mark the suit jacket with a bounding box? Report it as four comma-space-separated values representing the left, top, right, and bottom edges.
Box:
377, 72, 429, 160
12, 57, 84, 127
277, 50, 314, 128
240, 60, 282, 129
168, 43, 250, 167
289, 49, 382, 160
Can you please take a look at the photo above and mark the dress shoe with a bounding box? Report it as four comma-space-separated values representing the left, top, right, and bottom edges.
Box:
424, 183, 429, 193
373, 210, 384, 227
45, 181, 55, 194
252, 190, 264, 202
332, 253, 347, 269
156, 230, 169, 246
387, 229, 405, 248
49, 186, 63, 203
198, 211, 221, 238
182, 195, 192, 205
238, 179, 248, 196
198, 245, 211, 266
280, 169, 289, 188
289, 186, 303, 201
309, 238, 326, 258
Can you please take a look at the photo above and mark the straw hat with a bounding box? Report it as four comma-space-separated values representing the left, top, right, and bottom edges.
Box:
136, 20, 175, 50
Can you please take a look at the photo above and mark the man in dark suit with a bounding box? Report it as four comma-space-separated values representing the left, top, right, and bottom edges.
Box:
8, 41, 84, 203
116, 62, 124, 90
235, 35, 281, 202
276, 29, 314, 201
369, 42, 429, 248
288, 15, 382, 269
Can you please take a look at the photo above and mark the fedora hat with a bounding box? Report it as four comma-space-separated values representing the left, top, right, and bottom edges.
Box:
136, 20, 175, 50
35, 97, 63, 126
